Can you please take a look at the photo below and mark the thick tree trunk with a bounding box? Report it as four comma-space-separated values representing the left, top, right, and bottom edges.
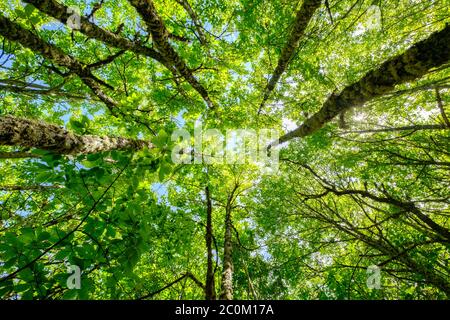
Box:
259, 0, 322, 113
204, 186, 216, 300
0, 185, 63, 191
0, 116, 153, 155
220, 199, 234, 300
275, 23, 450, 145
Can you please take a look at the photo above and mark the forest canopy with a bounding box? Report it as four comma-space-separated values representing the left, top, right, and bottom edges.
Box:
0, 0, 449, 300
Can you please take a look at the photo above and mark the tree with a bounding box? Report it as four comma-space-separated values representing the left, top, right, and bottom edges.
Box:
0, 0, 449, 300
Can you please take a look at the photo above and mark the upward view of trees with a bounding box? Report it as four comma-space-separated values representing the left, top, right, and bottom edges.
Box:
0, 0, 449, 300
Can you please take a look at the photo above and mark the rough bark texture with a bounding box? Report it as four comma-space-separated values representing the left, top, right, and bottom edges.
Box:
0, 14, 118, 112
0, 185, 63, 191
0, 116, 153, 155
259, 0, 322, 113
219, 205, 233, 300
219, 186, 238, 300
24, 0, 182, 80
275, 23, 450, 146
341, 124, 448, 134
128, 0, 215, 109
205, 186, 216, 300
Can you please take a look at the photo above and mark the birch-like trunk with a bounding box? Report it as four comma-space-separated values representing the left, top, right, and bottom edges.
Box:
220, 201, 234, 300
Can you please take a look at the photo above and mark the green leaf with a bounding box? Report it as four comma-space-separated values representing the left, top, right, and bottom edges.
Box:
62, 289, 78, 300
153, 130, 169, 149
86, 153, 102, 162
24, 4, 35, 17
19, 227, 35, 243
158, 162, 171, 181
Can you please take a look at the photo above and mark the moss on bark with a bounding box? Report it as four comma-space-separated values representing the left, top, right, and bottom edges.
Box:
0, 116, 153, 155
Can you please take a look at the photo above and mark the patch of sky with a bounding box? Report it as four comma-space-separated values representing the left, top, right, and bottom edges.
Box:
151, 182, 168, 204
172, 109, 187, 128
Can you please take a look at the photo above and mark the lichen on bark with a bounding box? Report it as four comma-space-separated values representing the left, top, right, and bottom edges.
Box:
0, 116, 153, 155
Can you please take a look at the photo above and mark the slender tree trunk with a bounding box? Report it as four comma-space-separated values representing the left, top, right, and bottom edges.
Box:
205, 186, 216, 300
175, 0, 207, 44
435, 88, 450, 128
242, 260, 258, 299
128, 0, 215, 109
259, 0, 322, 113
0, 116, 153, 155
220, 198, 234, 300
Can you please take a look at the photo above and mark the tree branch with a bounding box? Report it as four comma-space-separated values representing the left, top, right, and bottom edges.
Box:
175, 0, 207, 45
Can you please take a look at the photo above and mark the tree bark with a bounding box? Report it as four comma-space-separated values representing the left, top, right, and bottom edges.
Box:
128, 0, 215, 109
0, 185, 63, 191
274, 23, 450, 146
0, 116, 153, 155
219, 185, 238, 300
435, 88, 450, 128
259, 0, 322, 113
204, 186, 216, 300
219, 202, 234, 300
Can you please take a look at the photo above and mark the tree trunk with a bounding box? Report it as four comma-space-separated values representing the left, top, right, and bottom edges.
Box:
220, 198, 234, 300
205, 186, 216, 300
0, 185, 63, 191
0, 116, 153, 155
259, 0, 322, 113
